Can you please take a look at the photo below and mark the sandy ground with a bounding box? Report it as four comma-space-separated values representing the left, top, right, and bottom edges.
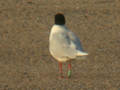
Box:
0, 0, 120, 90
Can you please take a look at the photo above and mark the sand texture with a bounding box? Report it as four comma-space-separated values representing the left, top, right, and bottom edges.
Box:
0, 0, 120, 90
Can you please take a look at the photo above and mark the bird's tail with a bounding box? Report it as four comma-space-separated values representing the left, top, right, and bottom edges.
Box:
76, 50, 88, 56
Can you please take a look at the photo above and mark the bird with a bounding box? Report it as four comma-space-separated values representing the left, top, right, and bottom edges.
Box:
49, 13, 88, 78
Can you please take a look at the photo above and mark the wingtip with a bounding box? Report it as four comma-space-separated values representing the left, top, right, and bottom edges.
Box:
77, 51, 88, 56
82, 52, 88, 56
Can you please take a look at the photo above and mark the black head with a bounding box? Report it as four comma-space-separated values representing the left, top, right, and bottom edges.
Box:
55, 13, 65, 25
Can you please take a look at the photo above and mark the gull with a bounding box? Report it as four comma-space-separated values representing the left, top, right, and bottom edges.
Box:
49, 13, 88, 78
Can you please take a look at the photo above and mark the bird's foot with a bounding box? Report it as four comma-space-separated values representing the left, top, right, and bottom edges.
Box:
58, 75, 64, 79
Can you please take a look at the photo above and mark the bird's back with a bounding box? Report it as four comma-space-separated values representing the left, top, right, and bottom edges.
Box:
49, 25, 76, 61
49, 25, 88, 62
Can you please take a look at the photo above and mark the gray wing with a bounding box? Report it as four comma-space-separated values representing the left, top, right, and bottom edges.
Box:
68, 31, 84, 51
50, 32, 77, 58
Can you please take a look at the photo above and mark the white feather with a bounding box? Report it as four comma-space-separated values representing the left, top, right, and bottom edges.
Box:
49, 25, 88, 62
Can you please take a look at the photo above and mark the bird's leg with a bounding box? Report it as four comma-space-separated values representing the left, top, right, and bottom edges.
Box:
59, 62, 64, 78
67, 62, 71, 78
